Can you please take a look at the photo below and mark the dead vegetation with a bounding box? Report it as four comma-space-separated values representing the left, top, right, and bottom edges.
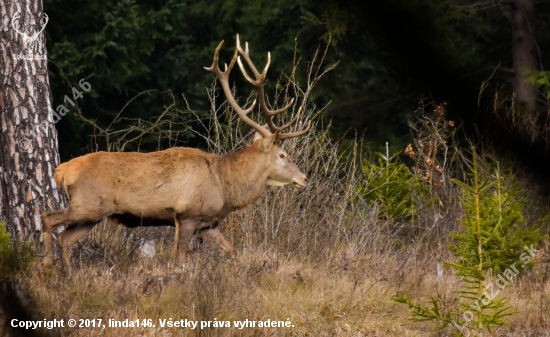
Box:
5, 43, 550, 336
14, 100, 550, 336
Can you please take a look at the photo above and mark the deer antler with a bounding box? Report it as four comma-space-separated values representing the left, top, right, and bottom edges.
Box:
204, 40, 270, 138
205, 35, 311, 140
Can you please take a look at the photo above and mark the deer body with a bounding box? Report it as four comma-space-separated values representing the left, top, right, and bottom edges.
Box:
62, 142, 288, 218
41, 35, 311, 271
42, 135, 307, 270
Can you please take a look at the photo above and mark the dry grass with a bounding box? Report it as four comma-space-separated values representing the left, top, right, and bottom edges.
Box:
17, 229, 550, 336
14, 114, 550, 336
7, 45, 550, 337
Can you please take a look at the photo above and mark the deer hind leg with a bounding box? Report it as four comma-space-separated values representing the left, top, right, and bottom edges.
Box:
198, 224, 235, 257
41, 206, 107, 270
41, 209, 70, 268
58, 221, 100, 273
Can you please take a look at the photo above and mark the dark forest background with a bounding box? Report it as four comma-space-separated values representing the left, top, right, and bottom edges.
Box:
43, 0, 550, 177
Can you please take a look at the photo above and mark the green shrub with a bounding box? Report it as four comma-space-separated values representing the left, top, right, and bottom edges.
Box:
355, 150, 427, 219
394, 148, 548, 336
449, 161, 548, 275
0, 222, 34, 280
525, 70, 550, 98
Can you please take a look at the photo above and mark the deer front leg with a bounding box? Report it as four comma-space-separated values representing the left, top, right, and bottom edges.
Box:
175, 217, 199, 264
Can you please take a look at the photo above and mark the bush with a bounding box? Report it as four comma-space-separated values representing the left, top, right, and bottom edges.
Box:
394, 148, 549, 336
449, 155, 548, 275
355, 150, 427, 219
0, 222, 34, 280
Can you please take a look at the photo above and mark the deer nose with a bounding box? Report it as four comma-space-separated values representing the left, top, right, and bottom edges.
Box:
292, 175, 308, 188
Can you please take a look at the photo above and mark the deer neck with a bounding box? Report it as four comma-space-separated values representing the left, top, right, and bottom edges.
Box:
216, 142, 271, 210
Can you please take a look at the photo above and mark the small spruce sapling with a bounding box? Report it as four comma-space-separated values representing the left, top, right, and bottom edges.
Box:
355, 143, 428, 219
393, 148, 548, 336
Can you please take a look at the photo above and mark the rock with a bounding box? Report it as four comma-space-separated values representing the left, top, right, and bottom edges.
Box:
139, 239, 156, 259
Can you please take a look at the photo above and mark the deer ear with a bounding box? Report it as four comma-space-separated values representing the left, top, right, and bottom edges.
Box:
258, 133, 277, 153
253, 124, 271, 142
253, 130, 264, 142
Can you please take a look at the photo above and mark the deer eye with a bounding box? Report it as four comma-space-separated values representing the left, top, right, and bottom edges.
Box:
279, 153, 285, 159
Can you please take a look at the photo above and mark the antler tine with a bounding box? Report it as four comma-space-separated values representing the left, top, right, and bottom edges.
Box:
264, 98, 294, 117
277, 121, 312, 140
205, 40, 270, 138
204, 40, 237, 78
260, 99, 297, 132
263, 52, 271, 77
237, 56, 256, 85
234, 35, 300, 135
261, 95, 298, 134
271, 101, 301, 130
235, 35, 270, 82
236, 34, 262, 79
207, 36, 312, 140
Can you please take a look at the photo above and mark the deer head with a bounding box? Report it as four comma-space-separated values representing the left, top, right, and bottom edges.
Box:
205, 35, 310, 188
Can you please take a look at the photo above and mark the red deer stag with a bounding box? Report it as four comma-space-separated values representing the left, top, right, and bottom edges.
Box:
41, 35, 311, 271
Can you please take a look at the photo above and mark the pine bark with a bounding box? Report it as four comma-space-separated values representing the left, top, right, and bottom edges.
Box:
511, 0, 538, 111
0, 0, 65, 240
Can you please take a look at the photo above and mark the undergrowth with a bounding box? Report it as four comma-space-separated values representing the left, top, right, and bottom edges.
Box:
394, 148, 549, 336
11, 97, 545, 337
2, 45, 550, 337
0, 222, 34, 281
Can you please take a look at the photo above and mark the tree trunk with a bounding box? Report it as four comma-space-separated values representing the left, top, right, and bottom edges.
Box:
0, 0, 65, 241
511, 0, 538, 111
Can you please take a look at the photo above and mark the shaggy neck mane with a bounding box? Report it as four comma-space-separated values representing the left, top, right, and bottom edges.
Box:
214, 141, 271, 210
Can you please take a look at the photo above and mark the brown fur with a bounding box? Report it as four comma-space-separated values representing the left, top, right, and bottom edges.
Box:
41, 135, 307, 271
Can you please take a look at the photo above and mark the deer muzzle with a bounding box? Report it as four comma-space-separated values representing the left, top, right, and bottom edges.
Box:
292, 175, 308, 189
